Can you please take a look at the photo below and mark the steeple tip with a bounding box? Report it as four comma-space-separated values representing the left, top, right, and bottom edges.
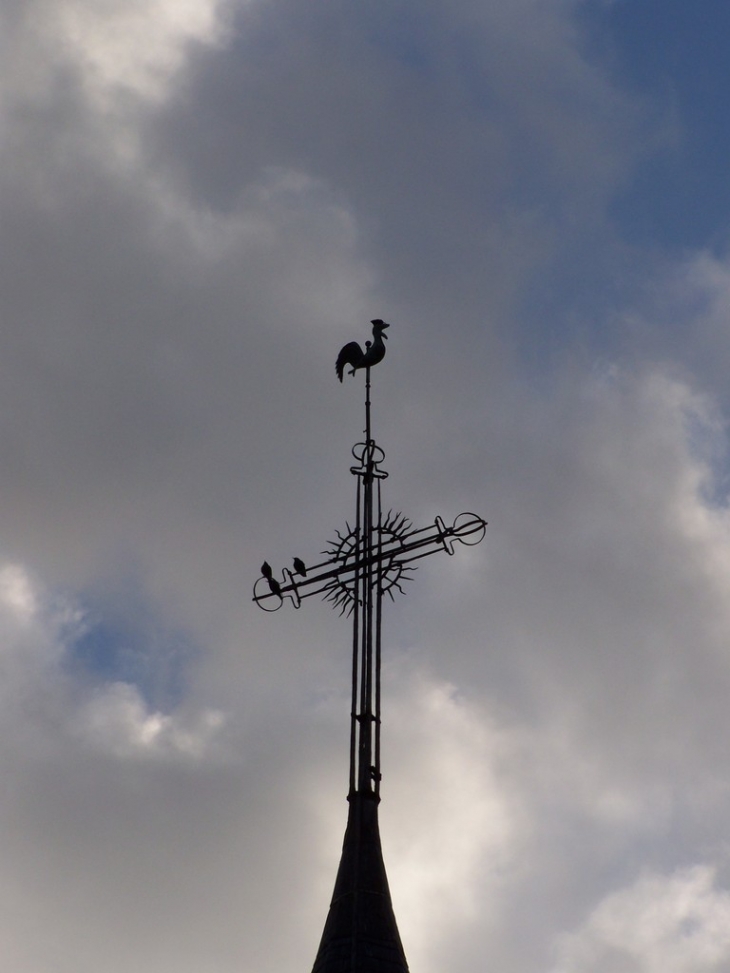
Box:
310, 791, 409, 973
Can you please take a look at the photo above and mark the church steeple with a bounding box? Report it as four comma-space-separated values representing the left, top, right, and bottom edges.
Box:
253, 322, 487, 972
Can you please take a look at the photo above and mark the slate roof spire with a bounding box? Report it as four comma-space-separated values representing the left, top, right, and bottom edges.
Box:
310, 792, 409, 973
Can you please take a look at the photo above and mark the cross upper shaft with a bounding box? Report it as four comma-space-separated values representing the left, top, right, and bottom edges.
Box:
252, 512, 487, 612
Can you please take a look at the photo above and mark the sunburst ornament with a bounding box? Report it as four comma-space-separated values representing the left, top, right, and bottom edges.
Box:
321, 511, 416, 615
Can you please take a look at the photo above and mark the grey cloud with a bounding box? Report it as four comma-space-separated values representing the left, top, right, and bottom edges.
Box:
2, 1, 730, 972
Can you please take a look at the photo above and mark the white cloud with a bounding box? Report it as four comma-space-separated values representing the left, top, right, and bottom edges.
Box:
8, 0, 229, 107
0, 563, 39, 623
57, 0, 228, 103
76, 681, 225, 759
382, 670, 526, 969
551, 866, 730, 973
0, 0, 231, 184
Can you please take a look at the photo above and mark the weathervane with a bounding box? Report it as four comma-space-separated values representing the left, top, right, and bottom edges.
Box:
254, 319, 487, 798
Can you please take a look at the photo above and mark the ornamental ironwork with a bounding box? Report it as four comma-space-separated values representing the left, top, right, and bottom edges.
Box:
254, 321, 487, 798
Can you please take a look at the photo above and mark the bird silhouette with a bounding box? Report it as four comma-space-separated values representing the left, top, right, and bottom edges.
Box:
261, 561, 273, 580
336, 319, 390, 382
293, 557, 307, 577
267, 576, 282, 597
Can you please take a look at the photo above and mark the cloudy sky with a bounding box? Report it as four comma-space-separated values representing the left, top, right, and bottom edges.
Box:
3, 1, 730, 970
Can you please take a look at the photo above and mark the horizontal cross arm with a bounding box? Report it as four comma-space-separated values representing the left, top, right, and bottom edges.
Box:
253, 512, 486, 611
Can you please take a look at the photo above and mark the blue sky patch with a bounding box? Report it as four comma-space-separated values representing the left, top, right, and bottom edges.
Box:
582, 0, 730, 250
66, 575, 198, 711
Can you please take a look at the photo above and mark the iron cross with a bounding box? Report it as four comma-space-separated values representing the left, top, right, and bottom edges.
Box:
253, 323, 487, 798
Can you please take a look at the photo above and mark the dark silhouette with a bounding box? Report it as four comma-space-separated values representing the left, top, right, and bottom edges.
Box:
254, 329, 487, 973
336, 319, 390, 382
261, 561, 273, 580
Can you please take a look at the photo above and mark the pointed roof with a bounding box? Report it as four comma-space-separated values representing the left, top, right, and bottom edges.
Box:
311, 791, 410, 973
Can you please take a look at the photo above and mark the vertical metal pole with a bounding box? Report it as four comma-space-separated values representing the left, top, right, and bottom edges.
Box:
365, 365, 372, 447
374, 476, 383, 800
349, 473, 362, 797
359, 367, 374, 793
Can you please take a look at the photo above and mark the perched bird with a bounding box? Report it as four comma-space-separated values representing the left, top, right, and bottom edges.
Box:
336, 319, 390, 382
261, 561, 273, 580
293, 557, 307, 577
267, 576, 282, 597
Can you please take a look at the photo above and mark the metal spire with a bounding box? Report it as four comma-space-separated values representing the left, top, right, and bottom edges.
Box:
254, 323, 487, 972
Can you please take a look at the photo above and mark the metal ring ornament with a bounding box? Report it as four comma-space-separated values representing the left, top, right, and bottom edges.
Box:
451, 512, 487, 546
350, 440, 389, 480
351, 441, 386, 466
253, 576, 283, 611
